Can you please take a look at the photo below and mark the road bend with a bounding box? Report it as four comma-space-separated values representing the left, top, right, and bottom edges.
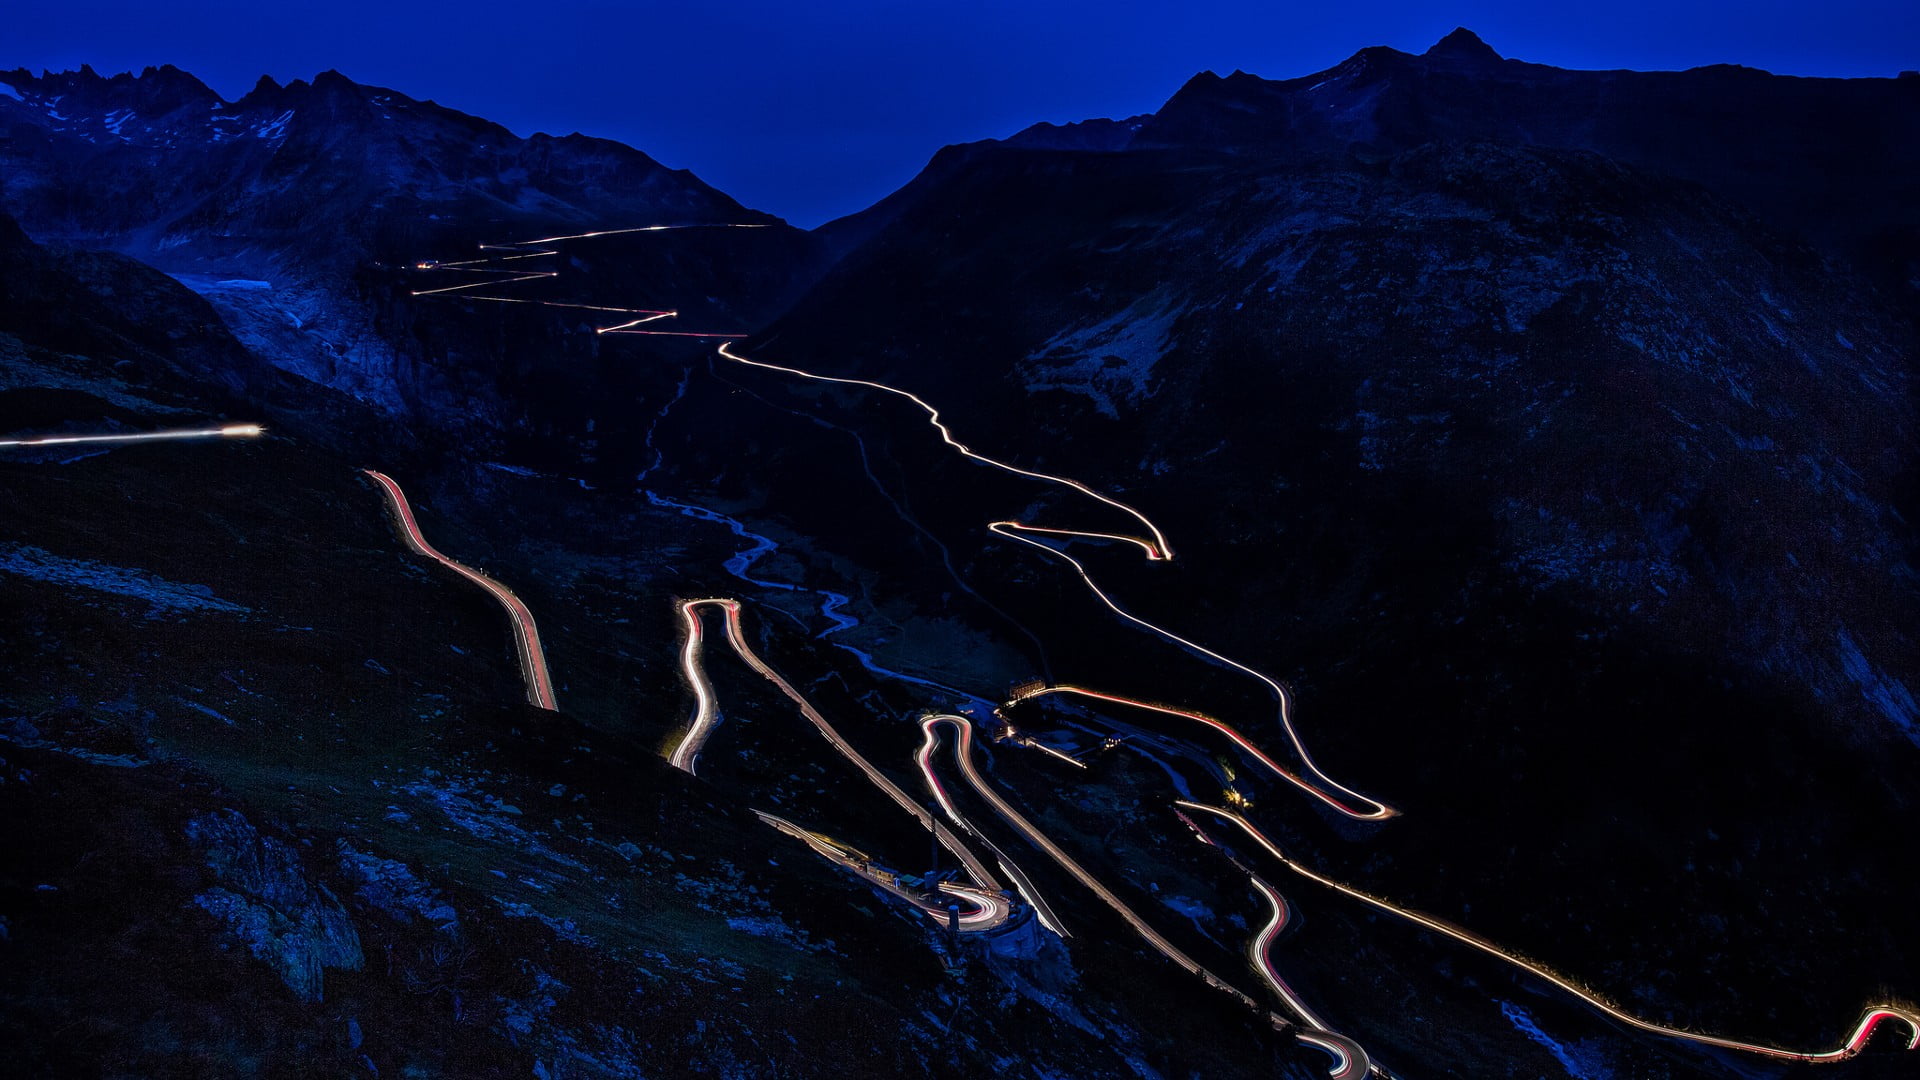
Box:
754, 810, 1013, 932
668, 598, 1001, 892
917, 714, 1264, 1011
990, 525, 1395, 821
708, 340, 1389, 822
411, 232, 1389, 821
1017, 684, 1387, 822
409, 223, 763, 337
362, 469, 558, 710
1178, 800, 1920, 1065
714, 342, 1172, 560
1245, 874, 1376, 1079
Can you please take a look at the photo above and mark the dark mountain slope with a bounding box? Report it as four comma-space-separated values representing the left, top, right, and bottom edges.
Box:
0, 65, 826, 435
820, 29, 1920, 303
1137, 29, 1920, 274
1, 215, 1326, 1079
0, 64, 770, 264
716, 42, 1920, 1073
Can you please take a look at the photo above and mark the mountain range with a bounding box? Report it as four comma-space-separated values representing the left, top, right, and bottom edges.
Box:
2, 29, 1916, 1080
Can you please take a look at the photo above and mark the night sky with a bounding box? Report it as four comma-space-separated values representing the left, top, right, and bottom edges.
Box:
11, 1, 1918, 226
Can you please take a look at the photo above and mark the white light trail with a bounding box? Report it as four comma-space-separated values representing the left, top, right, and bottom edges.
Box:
990, 527, 1395, 820
604, 328, 749, 338
408, 223, 760, 334
1178, 800, 1920, 1064
917, 713, 1263, 1008
1240, 873, 1376, 1078
597, 314, 677, 333
1023, 684, 1390, 821
668, 599, 1001, 890
709, 341, 1390, 820
671, 599, 725, 773
410, 271, 558, 296
510, 222, 773, 246
716, 342, 1173, 560
753, 809, 1016, 932
0, 423, 263, 448
363, 469, 558, 710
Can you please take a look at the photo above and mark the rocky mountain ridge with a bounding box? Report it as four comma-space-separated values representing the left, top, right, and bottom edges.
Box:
4, 29, 1919, 1078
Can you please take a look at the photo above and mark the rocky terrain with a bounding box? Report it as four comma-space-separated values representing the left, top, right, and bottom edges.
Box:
4, 28, 1918, 1079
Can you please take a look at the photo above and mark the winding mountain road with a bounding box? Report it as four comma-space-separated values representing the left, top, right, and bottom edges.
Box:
707, 338, 1392, 821
668, 597, 1003, 893
398, 221, 1914, 1072
1178, 800, 1920, 1065
410, 223, 761, 338
916, 714, 1262, 1010
363, 468, 557, 710
1014, 684, 1389, 821
754, 810, 1013, 933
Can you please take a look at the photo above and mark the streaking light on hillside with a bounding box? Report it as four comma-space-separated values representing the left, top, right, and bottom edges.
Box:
362, 469, 558, 711
1179, 800, 1920, 1065
0, 423, 264, 448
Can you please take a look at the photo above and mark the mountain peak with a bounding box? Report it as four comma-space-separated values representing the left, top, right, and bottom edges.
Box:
311, 69, 360, 96
1425, 27, 1502, 63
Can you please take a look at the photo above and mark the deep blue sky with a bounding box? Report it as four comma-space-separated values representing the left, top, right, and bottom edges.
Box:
11, 1, 1916, 226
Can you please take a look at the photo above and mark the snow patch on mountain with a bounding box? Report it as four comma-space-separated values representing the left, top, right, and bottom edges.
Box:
175, 274, 409, 414
1498, 1001, 1615, 1079
1835, 628, 1919, 744
1023, 292, 1180, 417
252, 109, 294, 140
0, 542, 250, 617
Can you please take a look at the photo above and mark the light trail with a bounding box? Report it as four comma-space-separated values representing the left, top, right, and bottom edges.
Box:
0, 423, 263, 448
990, 526, 1395, 821
715, 342, 1173, 561
407, 222, 760, 334
409, 270, 558, 296
1019, 684, 1388, 821
668, 598, 1002, 891
510, 222, 773, 246
434, 250, 557, 266
913, 715, 1070, 937
1002, 728, 1088, 769
598, 314, 677, 332
917, 714, 1263, 1010
602, 328, 750, 338
1297, 1031, 1373, 1080
1178, 800, 1920, 1065
1246, 876, 1334, 1031
753, 810, 1014, 932
710, 340, 1389, 821
1246, 870, 1374, 1077
671, 599, 724, 773
1180, 808, 1380, 1077
362, 469, 557, 710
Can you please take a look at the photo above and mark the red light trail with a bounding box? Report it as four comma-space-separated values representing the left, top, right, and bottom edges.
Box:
363, 469, 557, 711
669, 598, 1004, 892
400, 221, 1912, 1071
705, 337, 1392, 820
916, 714, 1262, 1006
